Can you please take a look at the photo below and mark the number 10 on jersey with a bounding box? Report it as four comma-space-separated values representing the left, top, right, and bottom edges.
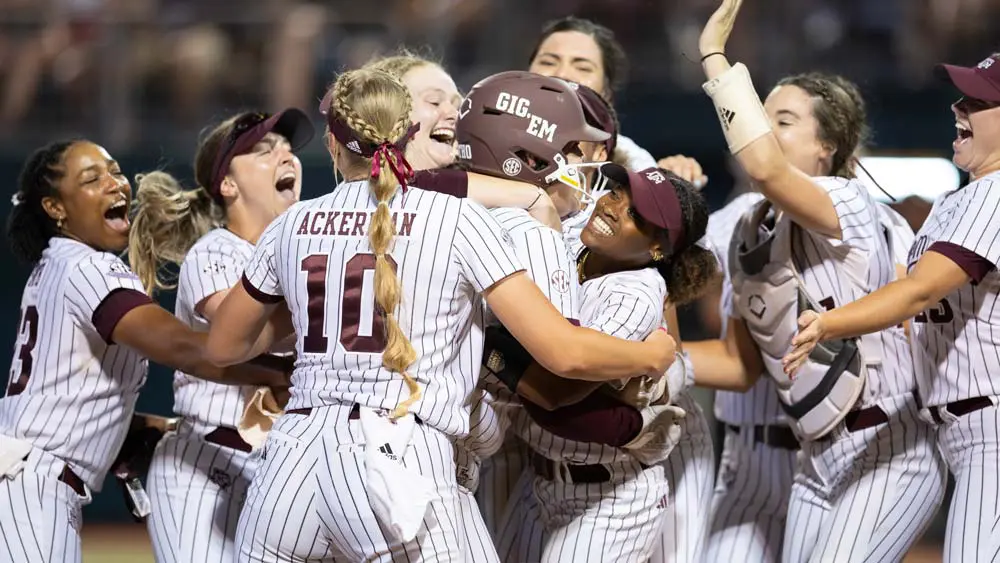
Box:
300, 253, 397, 354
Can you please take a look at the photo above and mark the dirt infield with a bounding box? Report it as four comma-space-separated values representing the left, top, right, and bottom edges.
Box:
80, 524, 945, 562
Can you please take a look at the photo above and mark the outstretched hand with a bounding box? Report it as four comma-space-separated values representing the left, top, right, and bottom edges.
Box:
782, 310, 825, 376
699, 0, 745, 57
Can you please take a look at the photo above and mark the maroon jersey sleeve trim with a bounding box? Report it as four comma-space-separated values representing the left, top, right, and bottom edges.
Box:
241, 274, 284, 304
92, 288, 154, 344
523, 392, 642, 446
412, 169, 469, 198
929, 241, 996, 283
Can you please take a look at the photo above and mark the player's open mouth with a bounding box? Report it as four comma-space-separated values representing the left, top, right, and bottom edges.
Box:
588, 214, 615, 237
103, 198, 130, 234
275, 171, 297, 202
429, 127, 455, 148
955, 122, 973, 149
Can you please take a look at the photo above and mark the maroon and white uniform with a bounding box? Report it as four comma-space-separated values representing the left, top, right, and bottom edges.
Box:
147, 228, 258, 563
0, 237, 152, 563
905, 170, 1000, 562
234, 182, 524, 562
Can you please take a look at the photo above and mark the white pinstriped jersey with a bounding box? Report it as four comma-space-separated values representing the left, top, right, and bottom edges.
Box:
172, 228, 254, 433
0, 238, 149, 490
877, 204, 916, 268
906, 171, 1000, 406
460, 207, 580, 459
728, 178, 916, 406
243, 181, 523, 438
513, 267, 666, 464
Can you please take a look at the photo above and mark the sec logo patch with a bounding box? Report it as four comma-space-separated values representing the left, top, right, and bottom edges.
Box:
550, 269, 570, 294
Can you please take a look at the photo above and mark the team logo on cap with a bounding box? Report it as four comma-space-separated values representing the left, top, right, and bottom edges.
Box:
979, 57, 996, 70
645, 170, 667, 184
502, 157, 522, 176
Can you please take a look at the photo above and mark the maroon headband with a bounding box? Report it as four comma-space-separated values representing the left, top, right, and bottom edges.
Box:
320, 91, 420, 190
209, 109, 314, 205
601, 163, 686, 251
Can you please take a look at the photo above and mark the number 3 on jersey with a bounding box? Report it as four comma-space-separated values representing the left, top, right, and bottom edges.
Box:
300, 253, 397, 354
6, 306, 38, 396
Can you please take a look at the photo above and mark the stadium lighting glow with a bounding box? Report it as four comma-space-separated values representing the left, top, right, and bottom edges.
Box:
857, 156, 961, 202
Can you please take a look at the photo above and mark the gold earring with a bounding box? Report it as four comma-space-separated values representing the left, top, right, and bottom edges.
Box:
651, 250, 664, 262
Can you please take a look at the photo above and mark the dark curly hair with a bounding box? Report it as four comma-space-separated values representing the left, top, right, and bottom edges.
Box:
776, 73, 869, 179
6, 140, 81, 265
651, 171, 718, 305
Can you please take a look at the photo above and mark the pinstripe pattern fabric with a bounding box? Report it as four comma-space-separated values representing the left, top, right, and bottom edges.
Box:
474, 430, 528, 539
147, 423, 256, 563
236, 405, 469, 562
906, 172, 1000, 407
649, 392, 715, 563
703, 428, 797, 563
242, 182, 523, 437
172, 228, 255, 432
0, 447, 86, 563
781, 392, 945, 563
456, 487, 501, 563
496, 467, 545, 562
0, 237, 149, 491
938, 404, 1000, 562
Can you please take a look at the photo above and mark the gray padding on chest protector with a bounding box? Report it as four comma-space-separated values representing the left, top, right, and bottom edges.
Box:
729, 200, 866, 440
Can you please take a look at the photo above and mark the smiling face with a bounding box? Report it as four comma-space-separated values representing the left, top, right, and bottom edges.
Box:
529, 31, 607, 95
41, 141, 133, 253
223, 131, 302, 218
951, 96, 1000, 177
764, 84, 833, 177
580, 183, 662, 268
400, 64, 462, 170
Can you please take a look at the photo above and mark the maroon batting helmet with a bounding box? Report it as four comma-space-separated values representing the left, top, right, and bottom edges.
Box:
456, 71, 610, 187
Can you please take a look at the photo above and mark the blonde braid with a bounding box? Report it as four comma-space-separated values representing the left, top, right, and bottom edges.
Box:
330, 70, 419, 419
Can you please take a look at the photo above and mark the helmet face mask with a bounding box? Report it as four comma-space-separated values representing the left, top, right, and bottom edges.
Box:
543, 154, 610, 205
456, 71, 610, 189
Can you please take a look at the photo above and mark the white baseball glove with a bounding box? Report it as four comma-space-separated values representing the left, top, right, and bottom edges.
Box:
622, 403, 687, 466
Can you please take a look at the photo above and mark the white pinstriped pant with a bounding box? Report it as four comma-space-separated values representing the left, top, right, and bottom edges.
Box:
0, 446, 89, 563
236, 404, 483, 562
703, 426, 797, 563
146, 423, 257, 563
473, 430, 528, 539
649, 392, 716, 563
497, 457, 668, 563
782, 392, 946, 563
937, 402, 1000, 562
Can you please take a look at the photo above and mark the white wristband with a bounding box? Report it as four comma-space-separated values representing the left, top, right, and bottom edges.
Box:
702, 63, 773, 154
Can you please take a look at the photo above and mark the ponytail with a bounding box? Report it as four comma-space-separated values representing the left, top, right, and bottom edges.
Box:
128, 171, 223, 294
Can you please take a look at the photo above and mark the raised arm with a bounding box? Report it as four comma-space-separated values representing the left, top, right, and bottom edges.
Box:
698, 0, 842, 238
688, 315, 763, 392
414, 168, 561, 230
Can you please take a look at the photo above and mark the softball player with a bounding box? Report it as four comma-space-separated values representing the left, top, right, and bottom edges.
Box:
495, 165, 716, 563
127, 108, 314, 563
692, 1, 946, 561
530, 26, 717, 557
787, 51, 1000, 562
0, 140, 287, 563
203, 68, 675, 562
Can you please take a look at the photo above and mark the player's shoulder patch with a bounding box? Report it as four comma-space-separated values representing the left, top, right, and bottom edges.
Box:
549, 269, 571, 294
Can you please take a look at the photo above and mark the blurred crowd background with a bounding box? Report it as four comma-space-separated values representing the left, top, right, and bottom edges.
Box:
0, 0, 996, 558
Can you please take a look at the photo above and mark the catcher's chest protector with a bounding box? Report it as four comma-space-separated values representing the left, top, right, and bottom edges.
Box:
728, 201, 878, 441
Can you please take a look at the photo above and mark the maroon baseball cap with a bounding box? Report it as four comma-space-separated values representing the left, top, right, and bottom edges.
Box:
936, 54, 1000, 102
601, 163, 685, 250
209, 108, 315, 204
